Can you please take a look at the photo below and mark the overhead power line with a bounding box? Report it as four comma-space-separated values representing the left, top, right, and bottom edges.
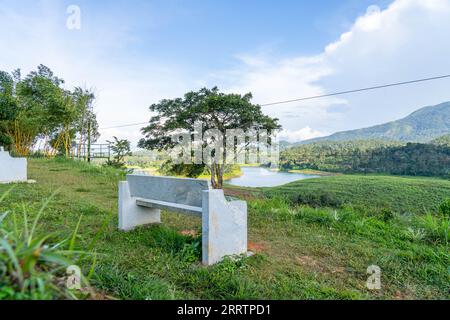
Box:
260, 74, 450, 106
100, 122, 149, 130
99, 74, 450, 130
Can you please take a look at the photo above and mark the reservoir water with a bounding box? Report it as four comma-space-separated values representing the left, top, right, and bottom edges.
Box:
227, 167, 319, 188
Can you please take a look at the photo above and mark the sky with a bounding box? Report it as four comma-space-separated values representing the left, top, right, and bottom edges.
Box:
1, 0, 450, 146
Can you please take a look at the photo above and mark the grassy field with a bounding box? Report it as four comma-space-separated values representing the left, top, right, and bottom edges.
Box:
264, 175, 450, 214
0, 158, 449, 299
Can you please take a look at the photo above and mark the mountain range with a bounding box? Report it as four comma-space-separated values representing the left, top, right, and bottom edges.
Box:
297, 101, 450, 145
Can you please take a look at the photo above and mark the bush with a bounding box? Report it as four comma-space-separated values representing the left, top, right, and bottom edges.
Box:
380, 208, 394, 222
438, 199, 450, 217
414, 213, 449, 245
0, 188, 91, 300
293, 192, 343, 208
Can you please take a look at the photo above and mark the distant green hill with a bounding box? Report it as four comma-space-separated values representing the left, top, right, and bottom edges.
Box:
303, 101, 450, 144
279, 139, 450, 177
432, 134, 450, 146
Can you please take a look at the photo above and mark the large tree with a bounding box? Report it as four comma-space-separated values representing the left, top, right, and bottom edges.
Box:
0, 65, 99, 157
0, 71, 18, 149
139, 87, 281, 188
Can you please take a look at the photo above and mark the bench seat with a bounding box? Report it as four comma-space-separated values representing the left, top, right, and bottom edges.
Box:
119, 174, 248, 265
136, 198, 202, 217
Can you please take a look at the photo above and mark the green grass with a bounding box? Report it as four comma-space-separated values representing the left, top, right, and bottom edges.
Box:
0, 186, 92, 300
263, 175, 450, 214
286, 169, 337, 176
0, 158, 448, 300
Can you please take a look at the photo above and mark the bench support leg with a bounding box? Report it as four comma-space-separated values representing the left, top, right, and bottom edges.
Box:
118, 181, 161, 231
202, 189, 248, 265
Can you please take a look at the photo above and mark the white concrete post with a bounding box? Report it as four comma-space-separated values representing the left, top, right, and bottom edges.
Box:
118, 181, 161, 231
202, 189, 248, 265
0, 148, 27, 183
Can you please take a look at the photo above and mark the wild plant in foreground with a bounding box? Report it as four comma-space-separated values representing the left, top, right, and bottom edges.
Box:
0, 187, 90, 300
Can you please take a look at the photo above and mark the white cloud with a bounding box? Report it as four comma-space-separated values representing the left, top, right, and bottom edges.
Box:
0, 0, 193, 147
2, 0, 450, 145
221, 0, 450, 142
278, 127, 328, 143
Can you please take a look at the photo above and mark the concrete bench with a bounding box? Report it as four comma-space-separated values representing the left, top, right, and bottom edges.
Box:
0, 147, 27, 183
118, 174, 248, 265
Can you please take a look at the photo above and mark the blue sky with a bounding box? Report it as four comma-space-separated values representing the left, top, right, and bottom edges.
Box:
63, 0, 392, 76
1, 0, 450, 144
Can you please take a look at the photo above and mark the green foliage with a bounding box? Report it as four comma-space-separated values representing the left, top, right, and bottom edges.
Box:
138, 87, 281, 188
431, 134, 450, 147
0, 189, 89, 300
159, 160, 241, 180
0, 71, 18, 149
413, 213, 449, 245
380, 208, 394, 222
291, 191, 343, 208
0, 65, 99, 156
280, 140, 450, 177
91, 265, 180, 300
105, 137, 132, 168
160, 160, 206, 178
2, 158, 449, 299
264, 175, 450, 214
438, 199, 450, 217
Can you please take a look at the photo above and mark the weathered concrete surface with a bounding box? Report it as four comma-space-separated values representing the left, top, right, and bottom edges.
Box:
118, 181, 161, 231
202, 189, 248, 265
136, 198, 202, 217
127, 174, 210, 207
119, 174, 248, 265
0, 147, 27, 183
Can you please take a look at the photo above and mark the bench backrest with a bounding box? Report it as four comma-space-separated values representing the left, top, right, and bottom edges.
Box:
126, 174, 211, 207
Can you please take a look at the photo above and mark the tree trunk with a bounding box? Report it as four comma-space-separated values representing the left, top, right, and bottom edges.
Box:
217, 163, 224, 189
210, 164, 218, 189
209, 163, 224, 189
87, 118, 91, 163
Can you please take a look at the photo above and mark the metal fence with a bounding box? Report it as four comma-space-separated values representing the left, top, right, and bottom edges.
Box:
73, 143, 111, 161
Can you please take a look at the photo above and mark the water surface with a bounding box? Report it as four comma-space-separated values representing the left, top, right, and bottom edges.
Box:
227, 167, 319, 188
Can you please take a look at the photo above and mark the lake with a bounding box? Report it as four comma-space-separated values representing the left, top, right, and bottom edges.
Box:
227, 167, 319, 187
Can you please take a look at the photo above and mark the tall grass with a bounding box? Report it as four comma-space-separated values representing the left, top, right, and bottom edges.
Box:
0, 187, 92, 300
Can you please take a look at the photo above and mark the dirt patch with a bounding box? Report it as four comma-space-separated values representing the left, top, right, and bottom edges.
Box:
179, 229, 199, 237
331, 266, 345, 274
296, 255, 319, 268
248, 241, 268, 253
86, 288, 117, 300
295, 255, 345, 275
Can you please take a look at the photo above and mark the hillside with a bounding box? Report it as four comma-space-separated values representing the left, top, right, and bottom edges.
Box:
432, 134, 450, 147
303, 102, 450, 144
264, 175, 450, 214
1, 158, 449, 299
279, 140, 450, 177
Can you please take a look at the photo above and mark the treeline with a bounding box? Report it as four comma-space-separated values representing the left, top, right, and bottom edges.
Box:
0, 65, 99, 157
432, 134, 450, 147
280, 139, 450, 177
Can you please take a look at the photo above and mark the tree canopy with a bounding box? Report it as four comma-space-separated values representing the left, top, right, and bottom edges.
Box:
139, 87, 281, 188
0, 65, 99, 157
280, 139, 450, 177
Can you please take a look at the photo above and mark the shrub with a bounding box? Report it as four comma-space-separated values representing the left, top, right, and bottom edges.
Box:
438, 199, 450, 217
293, 192, 343, 208
0, 189, 90, 300
380, 208, 394, 222
105, 137, 132, 169
414, 213, 449, 245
